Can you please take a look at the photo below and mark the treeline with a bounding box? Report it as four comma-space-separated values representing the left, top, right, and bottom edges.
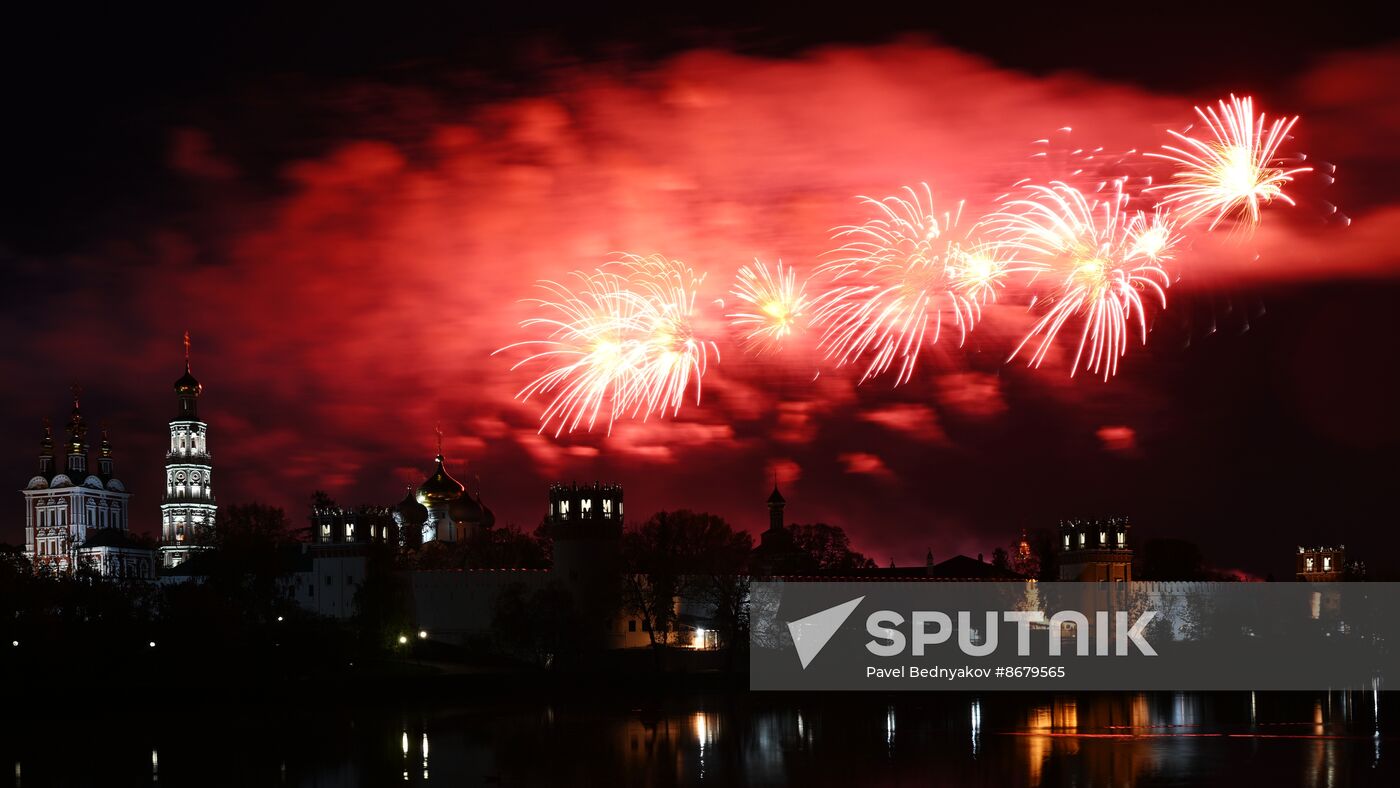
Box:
487, 509, 875, 669
0, 505, 360, 690
0, 498, 877, 677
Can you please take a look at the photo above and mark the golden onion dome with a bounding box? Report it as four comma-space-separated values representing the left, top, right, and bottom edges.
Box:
175, 365, 202, 396
416, 455, 465, 504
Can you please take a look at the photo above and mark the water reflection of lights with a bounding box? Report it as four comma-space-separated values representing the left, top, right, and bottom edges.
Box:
422, 733, 430, 781
693, 712, 712, 748
151, 749, 158, 780
1374, 679, 1382, 728
693, 712, 715, 781
970, 699, 982, 757
885, 706, 896, 751
1375, 681, 1384, 769
1171, 692, 1201, 729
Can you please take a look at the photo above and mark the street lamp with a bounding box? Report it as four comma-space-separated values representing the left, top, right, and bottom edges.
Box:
397, 634, 409, 645
418, 630, 428, 640
148, 641, 157, 648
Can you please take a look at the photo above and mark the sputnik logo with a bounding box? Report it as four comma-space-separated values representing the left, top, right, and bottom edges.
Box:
787, 596, 864, 669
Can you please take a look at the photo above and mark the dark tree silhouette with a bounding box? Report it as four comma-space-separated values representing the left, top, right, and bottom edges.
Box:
621, 510, 752, 651
491, 581, 582, 667
787, 523, 875, 571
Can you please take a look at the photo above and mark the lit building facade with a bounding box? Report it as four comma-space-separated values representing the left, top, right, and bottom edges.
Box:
547, 481, 624, 526
1296, 545, 1346, 582
1057, 517, 1132, 581
311, 504, 397, 547
159, 336, 218, 568
22, 389, 152, 578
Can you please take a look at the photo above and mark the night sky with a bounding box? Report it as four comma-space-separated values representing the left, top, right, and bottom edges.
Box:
3, 5, 1398, 579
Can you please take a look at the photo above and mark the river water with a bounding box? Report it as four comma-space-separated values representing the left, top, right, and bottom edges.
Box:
5, 690, 1392, 786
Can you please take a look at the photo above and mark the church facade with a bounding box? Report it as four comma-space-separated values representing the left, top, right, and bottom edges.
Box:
22, 389, 154, 579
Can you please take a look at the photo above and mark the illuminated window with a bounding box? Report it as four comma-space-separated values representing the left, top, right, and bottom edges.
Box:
1322, 557, 1332, 571
1063, 535, 1070, 548
603, 499, 613, 517
1099, 531, 1106, 544
1116, 532, 1125, 545
581, 499, 592, 518
345, 523, 355, 539
1305, 557, 1314, 572
560, 500, 569, 518
1078, 533, 1086, 547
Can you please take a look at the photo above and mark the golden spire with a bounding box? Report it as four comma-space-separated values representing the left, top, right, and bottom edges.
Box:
66, 385, 87, 452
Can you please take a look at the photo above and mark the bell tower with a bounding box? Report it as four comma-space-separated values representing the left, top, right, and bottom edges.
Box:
160, 332, 218, 568
766, 483, 786, 532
